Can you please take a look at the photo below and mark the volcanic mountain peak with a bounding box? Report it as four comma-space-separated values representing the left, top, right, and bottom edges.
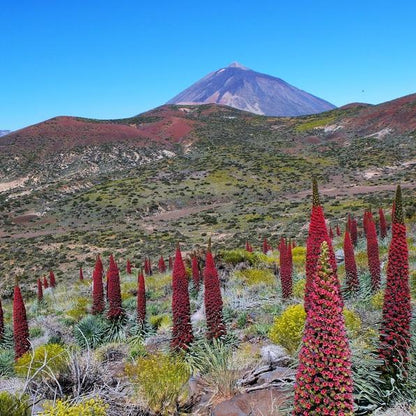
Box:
167, 63, 336, 117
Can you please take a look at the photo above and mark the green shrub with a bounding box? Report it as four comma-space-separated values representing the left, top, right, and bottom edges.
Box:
149, 314, 172, 331
66, 296, 90, 321
39, 397, 108, 415
15, 344, 68, 378
220, 249, 255, 265
269, 304, 306, 354
293, 278, 306, 298
0, 392, 30, 416
370, 290, 384, 310
343, 308, 362, 337
125, 353, 190, 415
0, 349, 15, 377
74, 315, 106, 349
234, 268, 276, 286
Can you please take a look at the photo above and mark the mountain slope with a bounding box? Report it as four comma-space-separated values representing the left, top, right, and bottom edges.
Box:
0, 130, 10, 137
167, 62, 336, 116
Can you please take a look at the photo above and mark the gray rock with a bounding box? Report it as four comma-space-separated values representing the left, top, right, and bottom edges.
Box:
260, 344, 290, 366
335, 248, 345, 263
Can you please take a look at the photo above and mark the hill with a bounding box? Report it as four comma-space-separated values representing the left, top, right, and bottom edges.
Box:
0, 94, 416, 280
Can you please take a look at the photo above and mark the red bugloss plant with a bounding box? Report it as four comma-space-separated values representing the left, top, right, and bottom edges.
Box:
37, 278, 43, 302
137, 270, 146, 327
379, 207, 387, 239
13, 283, 30, 360
379, 186, 412, 380
79, 266, 84, 281
204, 240, 226, 340
106, 255, 124, 320
279, 239, 292, 299
344, 230, 359, 293
92, 256, 105, 314
158, 255, 167, 273
49, 270, 56, 288
171, 244, 194, 351
126, 259, 132, 274
43, 276, 49, 289
305, 179, 338, 312
293, 241, 354, 415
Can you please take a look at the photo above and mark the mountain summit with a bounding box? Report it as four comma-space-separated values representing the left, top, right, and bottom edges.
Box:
167, 62, 336, 116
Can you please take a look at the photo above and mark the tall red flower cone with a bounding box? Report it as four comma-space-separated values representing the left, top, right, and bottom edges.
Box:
379, 207, 387, 239
137, 270, 146, 328
365, 212, 381, 291
79, 266, 84, 281
92, 256, 105, 314
191, 254, 200, 291
43, 276, 49, 289
49, 270, 56, 288
280, 239, 292, 299
262, 238, 269, 254
344, 230, 359, 293
305, 179, 338, 312
204, 239, 226, 340
126, 259, 132, 274
13, 281, 30, 360
107, 255, 124, 320
379, 186, 411, 379
348, 215, 358, 246
245, 240, 253, 252
336, 224, 341, 236
158, 255, 167, 273
294, 241, 354, 415
37, 278, 43, 302
329, 226, 334, 239
171, 243, 194, 350
0, 299, 4, 343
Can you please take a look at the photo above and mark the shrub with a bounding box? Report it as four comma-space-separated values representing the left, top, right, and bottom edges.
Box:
293, 278, 306, 298
0, 392, 30, 416
66, 297, 89, 321
15, 344, 68, 378
74, 315, 106, 349
0, 349, 15, 376
268, 304, 306, 354
220, 249, 255, 265
149, 314, 172, 331
370, 290, 384, 310
291, 246, 306, 267
125, 353, 190, 415
39, 397, 108, 415
234, 268, 276, 286
343, 308, 362, 337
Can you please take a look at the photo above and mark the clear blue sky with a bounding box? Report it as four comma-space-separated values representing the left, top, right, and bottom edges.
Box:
1, 0, 416, 130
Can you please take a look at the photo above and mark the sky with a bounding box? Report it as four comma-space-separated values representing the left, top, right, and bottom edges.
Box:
1, 0, 416, 131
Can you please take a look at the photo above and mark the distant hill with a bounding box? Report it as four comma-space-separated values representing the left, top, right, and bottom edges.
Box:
167, 62, 336, 116
0, 130, 10, 137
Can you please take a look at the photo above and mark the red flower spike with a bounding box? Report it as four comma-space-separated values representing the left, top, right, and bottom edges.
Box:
365, 212, 381, 291
43, 276, 49, 289
137, 270, 146, 327
262, 238, 269, 254
92, 256, 105, 314
280, 239, 293, 299
293, 241, 354, 415
13, 283, 30, 360
379, 207, 387, 239
106, 255, 124, 320
344, 231, 359, 293
171, 243, 194, 350
379, 185, 412, 380
37, 278, 43, 302
126, 259, 132, 274
336, 224, 341, 236
158, 255, 167, 273
305, 180, 339, 312
49, 270, 56, 288
329, 226, 334, 239
79, 266, 84, 281
204, 240, 226, 340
